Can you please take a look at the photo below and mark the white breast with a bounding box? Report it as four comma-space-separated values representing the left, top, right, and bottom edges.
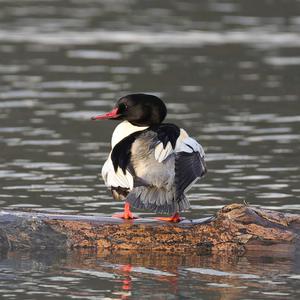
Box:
111, 120, 148, 148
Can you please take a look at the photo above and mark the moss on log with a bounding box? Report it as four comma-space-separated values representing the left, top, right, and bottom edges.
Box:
0, 203, 299, 254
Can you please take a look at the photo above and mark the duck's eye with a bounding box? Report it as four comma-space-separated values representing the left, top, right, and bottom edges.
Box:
118, 102, 128, 113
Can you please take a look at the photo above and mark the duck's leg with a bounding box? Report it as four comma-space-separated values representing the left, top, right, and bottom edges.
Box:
154, 212, 183, 223
113, 202, 137, 219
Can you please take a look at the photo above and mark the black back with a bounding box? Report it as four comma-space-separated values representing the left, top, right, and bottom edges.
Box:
150, 123, 180, 149
111, 123, 180, 174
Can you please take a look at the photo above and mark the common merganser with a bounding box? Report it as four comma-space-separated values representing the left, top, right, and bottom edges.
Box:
92, 93, 207, 222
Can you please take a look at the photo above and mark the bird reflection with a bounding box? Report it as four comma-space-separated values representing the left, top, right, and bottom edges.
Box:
119, 264, 132, 300
2, 250, 294, 300
113, 262, 180, 299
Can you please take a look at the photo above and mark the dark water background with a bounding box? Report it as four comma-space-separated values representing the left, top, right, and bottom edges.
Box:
0, 0, 300, 299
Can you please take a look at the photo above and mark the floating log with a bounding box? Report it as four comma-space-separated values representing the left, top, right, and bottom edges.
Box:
0, 203, 299, 254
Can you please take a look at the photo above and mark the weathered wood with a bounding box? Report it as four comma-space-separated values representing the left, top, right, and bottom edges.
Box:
0, 203, 299, 254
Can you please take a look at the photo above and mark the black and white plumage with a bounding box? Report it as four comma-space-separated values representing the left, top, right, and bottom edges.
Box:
92, 94, 207, 214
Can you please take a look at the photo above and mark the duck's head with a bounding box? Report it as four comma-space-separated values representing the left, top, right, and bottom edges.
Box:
91, 93, 167, 126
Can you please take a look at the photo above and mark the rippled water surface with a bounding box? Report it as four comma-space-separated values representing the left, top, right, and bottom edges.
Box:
0, 0, 300, 299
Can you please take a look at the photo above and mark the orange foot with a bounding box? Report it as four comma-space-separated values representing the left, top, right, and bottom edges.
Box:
154, 212, 183, 223
113, 203, 138, 220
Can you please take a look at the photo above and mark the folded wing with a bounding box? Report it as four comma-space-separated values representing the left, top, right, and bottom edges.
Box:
153, 128, 207, 199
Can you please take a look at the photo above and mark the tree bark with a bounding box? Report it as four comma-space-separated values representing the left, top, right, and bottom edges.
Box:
0, 203, 299, 254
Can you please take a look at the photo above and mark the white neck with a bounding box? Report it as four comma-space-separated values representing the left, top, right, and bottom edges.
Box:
111, 121, 148, 148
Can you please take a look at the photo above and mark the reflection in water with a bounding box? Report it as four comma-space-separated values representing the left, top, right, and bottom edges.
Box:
0, 250, 299, 300
0, 0, 300, 299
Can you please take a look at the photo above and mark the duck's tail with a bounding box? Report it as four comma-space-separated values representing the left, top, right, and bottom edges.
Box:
126, 186, 190, 214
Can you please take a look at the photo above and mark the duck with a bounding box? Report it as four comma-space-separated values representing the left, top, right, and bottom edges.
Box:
91, 93, 207, 222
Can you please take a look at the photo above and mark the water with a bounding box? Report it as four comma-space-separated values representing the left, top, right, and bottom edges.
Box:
0, 0, 300, 298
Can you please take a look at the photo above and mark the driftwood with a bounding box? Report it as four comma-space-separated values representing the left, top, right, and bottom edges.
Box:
0, 203, 299, 255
